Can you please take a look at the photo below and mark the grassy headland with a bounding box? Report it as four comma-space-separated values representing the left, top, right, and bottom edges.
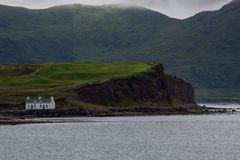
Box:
0, 61, 203, 120
0, 62, 152, 104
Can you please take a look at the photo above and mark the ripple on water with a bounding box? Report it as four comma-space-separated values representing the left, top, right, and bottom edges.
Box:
1, 114, 240, 160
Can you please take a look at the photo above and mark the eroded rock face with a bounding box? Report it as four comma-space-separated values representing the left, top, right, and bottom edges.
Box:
77, 64, 195, 107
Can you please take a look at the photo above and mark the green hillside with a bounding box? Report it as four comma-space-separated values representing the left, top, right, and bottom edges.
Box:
0, 4, 174, 64
0, 0, 240, 98
169, 0, 240, 98
0, 62, 152, 104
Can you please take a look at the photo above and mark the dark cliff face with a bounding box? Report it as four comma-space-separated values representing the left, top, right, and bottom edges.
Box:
76, 64, 195, 107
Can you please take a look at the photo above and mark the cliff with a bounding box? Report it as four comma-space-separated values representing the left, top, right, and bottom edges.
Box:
77, 64, 195, 107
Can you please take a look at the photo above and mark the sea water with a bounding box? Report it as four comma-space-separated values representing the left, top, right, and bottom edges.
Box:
1, 112, 240, 160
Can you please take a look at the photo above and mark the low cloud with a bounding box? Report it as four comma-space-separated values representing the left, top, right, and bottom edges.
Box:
0, 0, 232, 19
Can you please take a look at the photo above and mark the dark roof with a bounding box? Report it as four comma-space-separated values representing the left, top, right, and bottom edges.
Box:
26, 97, 52, 103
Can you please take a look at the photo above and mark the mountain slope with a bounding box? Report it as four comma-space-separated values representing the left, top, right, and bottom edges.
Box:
134, 0, 240, 98
0, 1, 239, 98
168, 0, 240, 98
0, 4, 176, 63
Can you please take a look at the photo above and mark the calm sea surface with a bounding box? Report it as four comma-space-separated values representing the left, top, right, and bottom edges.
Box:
198, 100, 240, 108
1, 105, 240, 160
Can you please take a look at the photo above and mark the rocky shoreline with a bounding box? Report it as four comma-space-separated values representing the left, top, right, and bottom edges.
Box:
0, 104, 229, 125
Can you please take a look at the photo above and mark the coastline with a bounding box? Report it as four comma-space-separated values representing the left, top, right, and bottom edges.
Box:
0, 108, 228, 125
1, 102, 236, 125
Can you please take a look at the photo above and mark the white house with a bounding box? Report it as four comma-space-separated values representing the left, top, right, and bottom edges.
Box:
25, 96, 55, 110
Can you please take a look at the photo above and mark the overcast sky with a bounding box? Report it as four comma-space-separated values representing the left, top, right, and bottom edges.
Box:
0, 0, 232, 19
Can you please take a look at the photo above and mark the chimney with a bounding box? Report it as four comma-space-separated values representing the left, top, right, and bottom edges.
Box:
51, 96, 54, 100
27, 96, 30, 100
39, 96, 42, 100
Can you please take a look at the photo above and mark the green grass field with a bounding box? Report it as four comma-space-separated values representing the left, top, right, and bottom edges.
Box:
0, 62, 152, 104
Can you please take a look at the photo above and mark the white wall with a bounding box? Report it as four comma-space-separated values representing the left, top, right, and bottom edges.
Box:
25, 100, 55, 110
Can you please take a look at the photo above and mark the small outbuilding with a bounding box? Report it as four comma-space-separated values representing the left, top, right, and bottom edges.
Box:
25, 96, 55, 110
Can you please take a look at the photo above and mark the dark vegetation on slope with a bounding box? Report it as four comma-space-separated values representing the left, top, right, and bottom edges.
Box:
0, 0, 240, 98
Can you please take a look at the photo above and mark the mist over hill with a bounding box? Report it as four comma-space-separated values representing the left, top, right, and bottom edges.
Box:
0, 0, 232, 19
0, 0, 239, 98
